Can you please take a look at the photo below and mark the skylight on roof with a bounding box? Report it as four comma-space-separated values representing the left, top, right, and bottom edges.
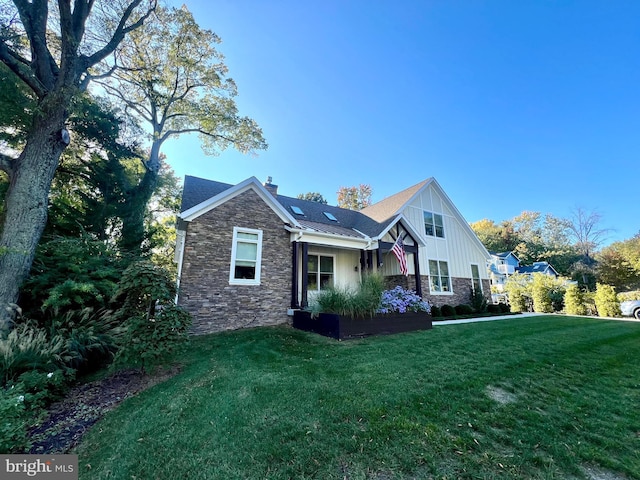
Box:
291, 205, 304, 215
323, 212, 338, 222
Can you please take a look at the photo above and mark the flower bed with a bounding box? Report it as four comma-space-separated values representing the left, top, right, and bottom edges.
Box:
292, 311, 432, 340
296, 278, 432, 339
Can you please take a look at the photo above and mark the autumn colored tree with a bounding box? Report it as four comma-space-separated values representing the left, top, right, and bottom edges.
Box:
597, 233, 640, 291
337, 184, 372, 210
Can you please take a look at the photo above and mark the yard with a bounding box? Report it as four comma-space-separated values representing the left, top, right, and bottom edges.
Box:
75, 316, 640, 479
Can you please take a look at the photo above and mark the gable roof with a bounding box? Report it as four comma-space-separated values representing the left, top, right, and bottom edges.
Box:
179, 175, 411, 243
180, 176, 299, 227
359, 179, 430, 223
360, 177, 491, 258
181, 175, 496, 251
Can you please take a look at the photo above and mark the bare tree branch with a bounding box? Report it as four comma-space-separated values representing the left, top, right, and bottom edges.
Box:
80, 0, 157, 71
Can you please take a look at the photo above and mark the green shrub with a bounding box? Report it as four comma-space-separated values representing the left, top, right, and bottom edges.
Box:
49, 308, 121, 374
455, 304, 474, 315
312, 274, 384, 319
564, 284, 587, 316
470, 290, 487, 313
113, 261, 192, 372
618, 290, 640, 301
440, 304, 456, 317
498, 303, 510, 313
430, 306, 442, 317
116, 305, 191, 372
22, 235, 126, 320
487, 304, 501, 314
0, 323, 66, 385
504, 273, 531, 313
594, 283, 621, 317
531, 274, 556, 313
0, 385, 29, 453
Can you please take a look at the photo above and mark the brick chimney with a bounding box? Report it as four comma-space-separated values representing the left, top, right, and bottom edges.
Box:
264, 176, 278, 196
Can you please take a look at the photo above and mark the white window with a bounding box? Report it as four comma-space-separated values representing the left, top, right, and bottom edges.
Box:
229, 227, 263, 285
307, 254, 334, 291
424, 211, 445, 238
471, 264, 482, 293
429, 260, 451, 293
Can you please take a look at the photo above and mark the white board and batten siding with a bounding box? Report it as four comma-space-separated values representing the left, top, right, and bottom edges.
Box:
399, 184, 490, 280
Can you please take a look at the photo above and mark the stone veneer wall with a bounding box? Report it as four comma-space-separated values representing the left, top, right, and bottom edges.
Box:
384, 275, 492, 308
178, 189, 291, 335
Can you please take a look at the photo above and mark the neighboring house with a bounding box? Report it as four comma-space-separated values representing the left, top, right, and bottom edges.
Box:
489, 252, 560, 302
488, 251, 521, 293
176, 175, 492, 334
516, 261, 559, 278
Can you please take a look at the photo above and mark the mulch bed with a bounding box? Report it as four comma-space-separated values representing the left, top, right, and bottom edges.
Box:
27, 367, 180, 454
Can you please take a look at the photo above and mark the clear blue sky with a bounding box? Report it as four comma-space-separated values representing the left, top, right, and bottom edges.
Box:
163, 1, 640, 245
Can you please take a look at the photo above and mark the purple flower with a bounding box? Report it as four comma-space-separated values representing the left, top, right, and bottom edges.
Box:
377, 286, 431, 314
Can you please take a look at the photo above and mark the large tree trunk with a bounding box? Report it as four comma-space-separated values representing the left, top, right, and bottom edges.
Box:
0, 103, 68, 330
120, 141, 161, 254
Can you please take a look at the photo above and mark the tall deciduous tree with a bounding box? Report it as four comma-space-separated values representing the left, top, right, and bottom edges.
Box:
597, 233, 640, 291
0, 0, 157, 329
565, 207, 611, 260
337, 184, 372, 211
95, 5, 266, 253
469, 218, 519, 253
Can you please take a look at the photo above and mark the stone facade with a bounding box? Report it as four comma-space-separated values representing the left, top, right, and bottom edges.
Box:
178, 190, 291, 335
384, 275, 491, 308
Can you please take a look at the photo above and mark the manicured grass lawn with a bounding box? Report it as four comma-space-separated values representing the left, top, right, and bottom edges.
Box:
76, 316, 640, 479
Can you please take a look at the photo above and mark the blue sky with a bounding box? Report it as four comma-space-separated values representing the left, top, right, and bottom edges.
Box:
163, 1, 640, 245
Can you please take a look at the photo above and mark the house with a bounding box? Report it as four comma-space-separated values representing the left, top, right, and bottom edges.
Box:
488, 251, 521, 292
176, 175, 492, 334
488, 252, 560, 303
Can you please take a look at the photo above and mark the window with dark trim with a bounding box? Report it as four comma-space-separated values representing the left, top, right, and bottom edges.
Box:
471, 264, 482, 293
307, 254, 334, 291
429, 260, 451, 292
424, 211, 444, 238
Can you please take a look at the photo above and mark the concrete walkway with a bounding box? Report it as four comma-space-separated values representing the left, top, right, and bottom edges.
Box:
433, 312, 639, 326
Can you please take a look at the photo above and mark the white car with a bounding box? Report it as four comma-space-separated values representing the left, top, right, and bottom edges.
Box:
620, 300, 640, 319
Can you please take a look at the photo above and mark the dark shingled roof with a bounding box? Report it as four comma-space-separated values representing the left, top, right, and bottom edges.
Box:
180, 175, 402, 239
180, 176, 234, 212
360, 179, 430, 223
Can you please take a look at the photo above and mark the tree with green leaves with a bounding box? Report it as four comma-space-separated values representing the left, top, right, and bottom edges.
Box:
469, 218, 519, 253
94, 5, 266, 253
296, 192, 328, 204
596, 233, 640, 292
337, 184, 372, 210
0, 0, 157, 329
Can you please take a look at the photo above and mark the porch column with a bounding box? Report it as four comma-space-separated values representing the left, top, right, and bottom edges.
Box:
301, 242, 309, 308
291, 242, 299, 308
413, 246, 422, 297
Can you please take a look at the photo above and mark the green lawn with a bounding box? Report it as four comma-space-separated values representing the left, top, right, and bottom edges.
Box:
75, 316, 640, 479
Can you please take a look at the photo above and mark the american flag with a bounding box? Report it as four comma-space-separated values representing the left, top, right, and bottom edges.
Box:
391, 235, 408, 276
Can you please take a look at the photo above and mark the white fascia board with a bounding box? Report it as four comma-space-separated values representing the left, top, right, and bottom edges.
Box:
428, 178, 492, 260
286, 226, 371, 250
375, 215, 426, 247
179, 176, 301, 227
